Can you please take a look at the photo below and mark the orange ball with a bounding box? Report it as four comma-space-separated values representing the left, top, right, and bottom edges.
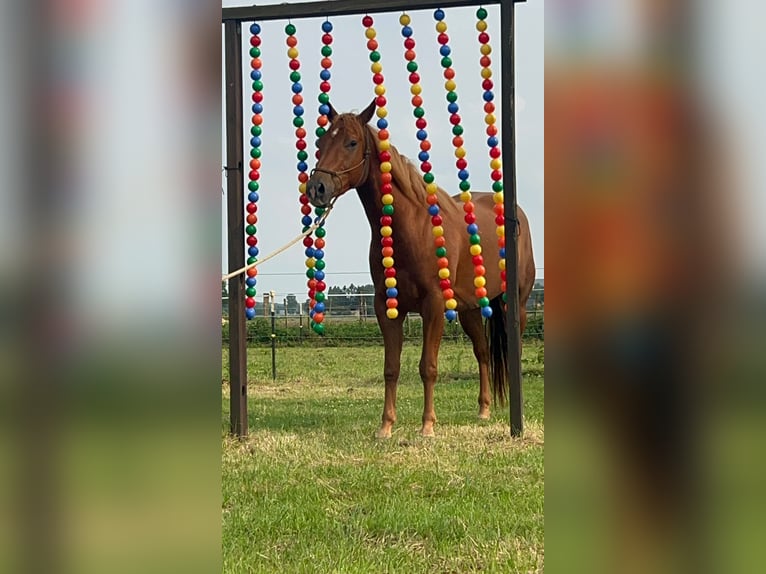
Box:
313, 312, 324, 323
386, 298, 398, 309
475, 287, 488, 298
443, 288, 455, 300
434, 236, 446, 247
246, 214, 257, 225
314, 238, 325, 249
437, 257, 449, 269
247, 268, 257, 278
250, 158, 261, 170
381, 172, 392, 184
286, 36, 297, 47
318, 115, 328, 126
382, 246, 394, 258
474, 265, 486, 276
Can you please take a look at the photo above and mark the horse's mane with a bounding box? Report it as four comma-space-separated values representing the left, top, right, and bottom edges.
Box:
364, 124, 461, 218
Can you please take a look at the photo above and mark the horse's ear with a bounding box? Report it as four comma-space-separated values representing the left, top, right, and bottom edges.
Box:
327, 103, 338, 123
358, 98, 376, 125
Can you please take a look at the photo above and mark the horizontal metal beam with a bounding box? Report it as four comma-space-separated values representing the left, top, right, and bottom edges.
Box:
223, 0, 526, 23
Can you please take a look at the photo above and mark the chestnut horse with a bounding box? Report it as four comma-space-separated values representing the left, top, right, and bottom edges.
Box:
306, 101, 535, 437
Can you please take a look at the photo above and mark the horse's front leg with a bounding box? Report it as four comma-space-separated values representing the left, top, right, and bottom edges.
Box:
377, 309, 405, 439
419, 297, 446, 437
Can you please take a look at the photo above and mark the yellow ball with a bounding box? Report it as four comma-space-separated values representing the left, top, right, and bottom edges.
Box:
371, 61, 383, 74
474, 276, 486, 288
365, 27, 377, 39
438, 267, 450, 279
382, 256, 395, 268
305, 258, 315, 268
381, 193, 393, 205
380, 161, 392, 173
445, 79, 456, 92
485, 114, 496, 125
496, 225, 505, 237
490, 158, 502, 170
481, 43, 492, 56
493, 192, 504, 203
481, 67, 492, 79
426, 183, 438, 194
298, 183, 306, 193
287, 47, 299, 59
476, 20, 487, 32
410, 84, 422, 95
386, 308, 398, 319
432, 225, 444, 237
460, 191, 472, 202
469, 244, 482, 256
380, 226, 393, 237
385, 277, 397, 288
375, 84, 386, 96
436, 21, 447, 33
445, 298, 458, 310
376, 107, 387, 118
454, 147, 466, 159
499, 259, 506, 270
378, 139, 391, 151
399, 14, 410, 26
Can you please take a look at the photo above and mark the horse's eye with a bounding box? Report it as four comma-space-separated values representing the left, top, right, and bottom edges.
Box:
347, 140, 357, 148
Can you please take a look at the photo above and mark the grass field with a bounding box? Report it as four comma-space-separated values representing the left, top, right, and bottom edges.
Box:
222, 341, 544, 573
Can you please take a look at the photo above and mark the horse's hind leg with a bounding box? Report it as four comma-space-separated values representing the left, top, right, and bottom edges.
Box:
377, 311, 405, 439
458, 308, 492, 419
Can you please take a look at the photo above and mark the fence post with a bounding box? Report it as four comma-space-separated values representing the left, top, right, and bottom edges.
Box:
270, 290, 277, 381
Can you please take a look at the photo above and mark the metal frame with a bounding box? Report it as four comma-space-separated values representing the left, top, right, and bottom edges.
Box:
223, 0, 527, 438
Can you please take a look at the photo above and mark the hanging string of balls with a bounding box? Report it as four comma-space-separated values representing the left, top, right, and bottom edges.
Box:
398, 13, 458, 323
433, 8, 492, 319
476, 7, 507, 302
362, 14, 399, 320
245, 23, 264, 320
285, 22, 327, 335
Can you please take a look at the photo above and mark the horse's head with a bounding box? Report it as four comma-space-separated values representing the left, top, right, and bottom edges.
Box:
306, 99, 376, 208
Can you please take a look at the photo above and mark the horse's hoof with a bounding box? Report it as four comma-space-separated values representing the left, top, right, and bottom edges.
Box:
376, 427, 392, 439
478, 410, 491, 420
420, 425, 435, 438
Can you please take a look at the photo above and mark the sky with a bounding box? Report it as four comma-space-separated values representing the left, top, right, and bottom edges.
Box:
222, 0, 544, 299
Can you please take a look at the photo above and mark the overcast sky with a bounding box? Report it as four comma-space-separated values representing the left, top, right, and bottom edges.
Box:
222, 0, 544, 298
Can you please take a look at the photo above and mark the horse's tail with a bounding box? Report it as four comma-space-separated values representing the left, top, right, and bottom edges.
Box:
487, 295, 508, 405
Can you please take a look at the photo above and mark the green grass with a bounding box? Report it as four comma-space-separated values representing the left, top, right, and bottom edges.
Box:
222, 341, 544, 573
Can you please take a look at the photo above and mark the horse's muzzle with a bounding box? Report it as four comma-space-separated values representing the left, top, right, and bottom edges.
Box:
306, 171, 335, 207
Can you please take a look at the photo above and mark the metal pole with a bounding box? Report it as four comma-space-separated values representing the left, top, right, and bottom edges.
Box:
501, 0, 523, 437
270, 291, 277, 381
224, 20, 248, 438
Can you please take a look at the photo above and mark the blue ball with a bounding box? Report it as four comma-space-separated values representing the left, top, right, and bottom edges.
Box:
458, 169, 470, 181
447, 102, 459, 114
248, 192, 259, 202
314, 270, 325, 281
252, 103, 263, 114
318, 103, 330, 115
291, 83, 303, 94
245, 307, 256, 320
250, 136, 262, 148
481, 305, 493, 318
445, 309, 457, 322
402, 25, 412, 37
440, 45, 451, 57
416, 129, 428, 141
248, 246, 258, 257
305, 247, 315, 258
487, 136, 499, 147
499, 247, 506, 258
297, 161, 308, 172
320, 69, 331, 81
322, 20, 333, 33
250, 69, 261, 81
314, 249, 325, 259
434, 9, 445, 21
246, 277, 257, 287
483, 90, 494, 102
293, 105, 304, 116
377, 118, 388, 130
314, 301, 326, 313
428, 204, 440, 216
250, 23, 261, 35
302, 215, 313, 226
467, 223, 479, 235
309, 310, 315, 320
386, 287, 398, 298
418, 151, 430, 162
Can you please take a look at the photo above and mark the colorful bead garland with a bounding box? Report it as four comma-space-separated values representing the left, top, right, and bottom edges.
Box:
434, 9, 492, 318
245, 23, 263, 320
362, 15, 398, 320
399, 13, 458, 322
476, 8, 507, 302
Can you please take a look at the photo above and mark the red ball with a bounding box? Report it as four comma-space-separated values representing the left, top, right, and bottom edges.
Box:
501, 270, 506, 281
415, 118, 427, 129
296, 139, 307, 150
301, 205, 312, 215
289, 59, 300, 70
362, 15, 373, 27
246, 203, 258, 214
449, 113, 461, 125
472, 255, 484, 266
245, 297, 255, 308
381, 236, 393, 247
421, 161, 432, 173
380, 151, 391, 162
385, 268, 397, 278
439, 279, 452, 290
456, 158, 467, 170
308, 289, 316, 299
495, 215, 504, 225
437, 33, 449, 45
320, 81, 331, 93
409, 72, 420, 84
380, 215, 392, 226
464, 212, 476, 224
482, 78, 493, 91
299, 194, 310, 205
480, 56, 491, 68
376, 96, 387, 107
490, 147, 501, 158
404, 38, 415, 50
250, 36, 261, 47
491, 169, 503, 181
315, 280, 326, 292
247, 236, 257, 246
431, 215, 443, 226
381, 183, 393, 194
252, 92, 263, 103
303, 236, 314, 247
443, 68, 455, 80
322, 33, 333, 45
478, 32, 490, 44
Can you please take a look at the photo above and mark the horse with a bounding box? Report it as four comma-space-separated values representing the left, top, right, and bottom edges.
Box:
306, 100, 535, 438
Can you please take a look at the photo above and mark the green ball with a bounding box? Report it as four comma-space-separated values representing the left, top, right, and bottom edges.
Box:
246, 287, 256, 297
459, 180, 471, 191
306, 268, 316, 279
246, 225, 257, 235
470, 233, 481, 245
250, 125, 262, 136
441, 56, 452, 68
313, 323, 325, 335
446, 91, 458, 103
435, 246, 447, 257
248, 181, 259, 191
316, 127, 326, 137
315, 291, 326, 302
382, 204, 394, 216
297, 150, 308, 161
423, 173, 435, 184
452, 125, 464, 136
285, 24, 296, 35
315, 259, 326, 270
290, 71, 301, 82
492, 181, 503, 192
315, 227, 327, 238
477, 7, 488, 20
252, 80, 263, 92
407, 61, 418, 72
413, 107, 425, 118
479, 297, 490, 307
314, 206, 325, 216
250, 148, 262, 158
369, 50, 381, 62
321, 45, 332, 57
293, 117, 304, 127
247, 256, 257, 265
318, 92, 330, 104
250, 47, 261, 58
